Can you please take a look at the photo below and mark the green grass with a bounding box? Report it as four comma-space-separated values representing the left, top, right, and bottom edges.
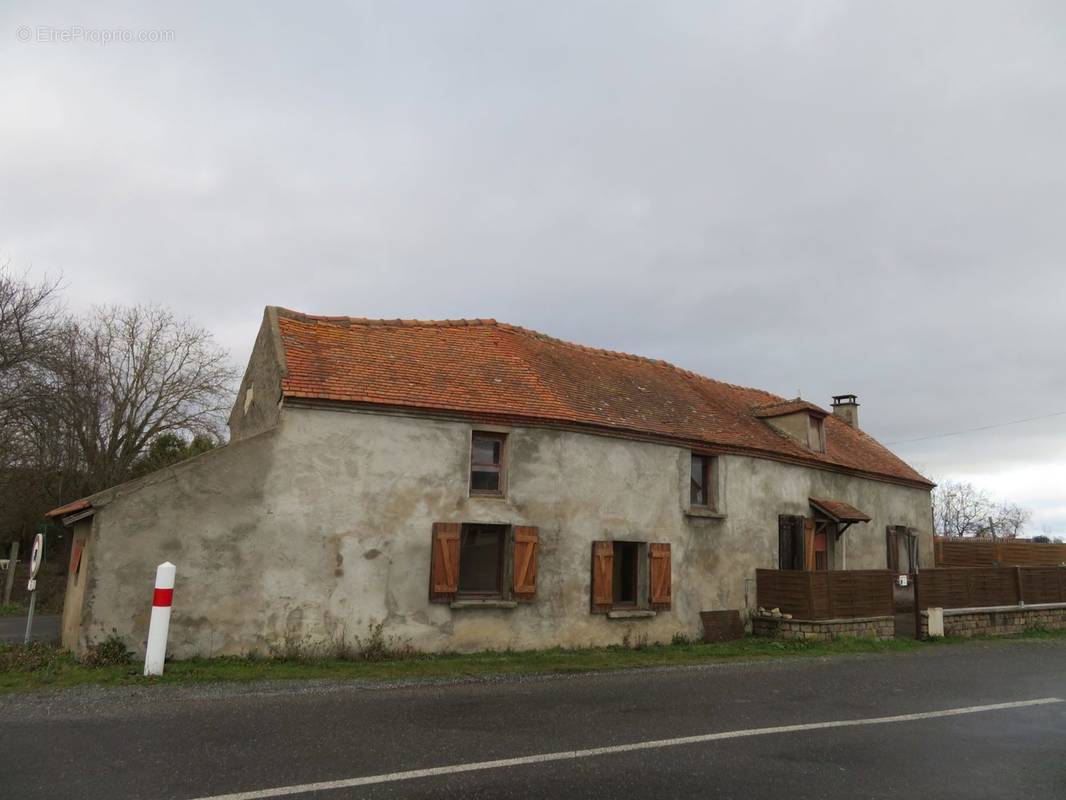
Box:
2, 629, 1063, 695
0, 602, 25, 616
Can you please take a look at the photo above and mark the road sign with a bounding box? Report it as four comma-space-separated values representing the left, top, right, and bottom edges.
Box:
29, 534, 44, 577
25, 533, 44, 644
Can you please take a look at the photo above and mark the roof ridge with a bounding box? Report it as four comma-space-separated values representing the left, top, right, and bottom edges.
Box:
273, 305, 784, 400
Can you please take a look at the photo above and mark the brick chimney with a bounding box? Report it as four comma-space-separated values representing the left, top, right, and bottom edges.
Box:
831, 394, 860, 429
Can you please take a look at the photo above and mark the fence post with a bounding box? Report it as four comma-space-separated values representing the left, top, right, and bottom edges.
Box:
826, 572, 835, 619
913, 572, 922, 640
2, 540, 18, 605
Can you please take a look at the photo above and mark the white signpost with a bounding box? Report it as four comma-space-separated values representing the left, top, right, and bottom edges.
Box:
24, 533, 44, 644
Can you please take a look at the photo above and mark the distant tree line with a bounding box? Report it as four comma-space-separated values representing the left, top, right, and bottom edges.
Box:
932, 479, 1034, 539
0, 264, 237, 545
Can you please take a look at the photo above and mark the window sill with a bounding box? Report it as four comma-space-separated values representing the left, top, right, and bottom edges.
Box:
468, 493, 507, 500
607, 609, 657, 620
450, 600, 518, 610
685, 508, 725, 520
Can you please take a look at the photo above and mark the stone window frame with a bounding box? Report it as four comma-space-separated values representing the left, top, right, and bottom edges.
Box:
684, 451, 725, 519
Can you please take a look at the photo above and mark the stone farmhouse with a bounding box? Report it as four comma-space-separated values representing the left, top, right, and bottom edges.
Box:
48, 307, 934, 656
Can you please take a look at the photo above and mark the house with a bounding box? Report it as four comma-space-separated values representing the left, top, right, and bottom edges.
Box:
49, 307, 934, 656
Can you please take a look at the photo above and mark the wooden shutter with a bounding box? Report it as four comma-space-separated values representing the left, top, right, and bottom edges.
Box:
886, 526, 900, 573
649, 543, 672, 609
803, 517, 816, 571
779, 515, 805, 570
429, 522, 461, 602
591, 540, 613, 612
513, 526, 539, 601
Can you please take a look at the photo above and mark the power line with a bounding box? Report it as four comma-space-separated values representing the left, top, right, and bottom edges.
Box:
887, 410, 1066, 445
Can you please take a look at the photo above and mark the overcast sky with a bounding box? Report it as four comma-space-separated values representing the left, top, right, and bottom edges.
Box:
3, 2, 1065, 533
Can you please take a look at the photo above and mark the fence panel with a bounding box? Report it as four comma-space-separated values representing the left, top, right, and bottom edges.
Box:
756, 569, 894, 619
756, 569, 813, 618
918, 566, 1066, 609
935, 537, 1066, 567
1021, 567, 1065, 604
827, 570, 896, 618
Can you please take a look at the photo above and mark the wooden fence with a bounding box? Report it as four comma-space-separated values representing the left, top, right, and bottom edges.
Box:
918, 566, 1066, 610
756, 569, 895, 620
934, 536, 1066, 568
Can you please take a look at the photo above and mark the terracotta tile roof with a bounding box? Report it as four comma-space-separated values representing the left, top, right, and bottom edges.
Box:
45, 498, 92, 519
274, 309, 933, 488
753, 399, 829, 419
809, 497, 872, 523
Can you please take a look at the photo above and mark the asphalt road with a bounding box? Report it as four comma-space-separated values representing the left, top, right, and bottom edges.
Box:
0, 613, 59, 643
2, 638, 1064, 799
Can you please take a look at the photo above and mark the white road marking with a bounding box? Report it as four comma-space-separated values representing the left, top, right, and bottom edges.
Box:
189, 697, 1062, 800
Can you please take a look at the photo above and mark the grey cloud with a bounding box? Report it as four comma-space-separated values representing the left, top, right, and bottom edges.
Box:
2, 0, 1064, 530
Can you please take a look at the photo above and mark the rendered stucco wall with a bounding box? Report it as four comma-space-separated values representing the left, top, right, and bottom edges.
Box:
226, 309, 284, 442
73, 407, 932, 657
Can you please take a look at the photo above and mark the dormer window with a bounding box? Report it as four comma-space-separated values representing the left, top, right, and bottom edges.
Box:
753, 399, 830, 454
808, 415, 826, 453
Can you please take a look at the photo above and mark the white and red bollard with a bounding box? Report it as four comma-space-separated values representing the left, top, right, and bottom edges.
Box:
144, 561, 176, 676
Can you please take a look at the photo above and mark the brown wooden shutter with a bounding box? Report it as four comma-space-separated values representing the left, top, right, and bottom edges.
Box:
803, 518, 816, 571
779, 515, 805, 570
778, 516, 793, 569
513, 526, 539, 601
649, 543, 672, 609
886, 526, 899, 573
429, 522, 461, 602
591, 540, 613, 612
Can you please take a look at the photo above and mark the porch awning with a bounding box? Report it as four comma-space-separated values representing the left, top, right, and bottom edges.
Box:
809, 497, 871, 524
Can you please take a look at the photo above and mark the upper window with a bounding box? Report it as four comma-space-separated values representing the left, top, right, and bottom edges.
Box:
690, 454, 715, 509
808, 416, 826, 452
470, 432, 507, 495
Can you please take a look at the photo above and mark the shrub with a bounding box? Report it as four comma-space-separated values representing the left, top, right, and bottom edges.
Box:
349, 621, 416, 662
82, 635, 133, 666
671, 632, 692, 647
0, 642, 65, 672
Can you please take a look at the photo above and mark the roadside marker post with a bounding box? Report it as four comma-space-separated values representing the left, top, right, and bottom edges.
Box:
23, 534, 44, 644
144, 562, 176, 676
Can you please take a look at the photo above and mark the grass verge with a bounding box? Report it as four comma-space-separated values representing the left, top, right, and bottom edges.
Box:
4, 629, 1065, 695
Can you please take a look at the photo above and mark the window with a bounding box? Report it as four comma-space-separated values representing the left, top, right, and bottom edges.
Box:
470, 432, 506, 495
458, 524, 504, 595
612, 541, 639, 606
429, 522, 539, 603
690, 454, 715, 508
808, 415, 826, 452
591, 540, 672, 612
886, 526, 918, 574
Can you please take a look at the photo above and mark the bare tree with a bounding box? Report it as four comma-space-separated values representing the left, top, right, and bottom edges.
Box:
933, 480, 992, 537
933, 480, 1033, 539
46, 305, 238, 492
989, 502, 1031, 539
0, 264, 62, 423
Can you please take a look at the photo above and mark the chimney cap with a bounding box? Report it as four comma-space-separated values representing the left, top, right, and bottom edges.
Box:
832, 394, 859, 406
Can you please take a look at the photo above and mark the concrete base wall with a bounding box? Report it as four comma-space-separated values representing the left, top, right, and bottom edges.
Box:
752, 613, 895, 641
920, 604, 1066, 638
